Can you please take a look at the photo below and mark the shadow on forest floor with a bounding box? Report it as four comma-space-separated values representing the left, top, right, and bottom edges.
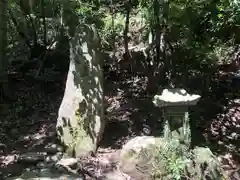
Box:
101, 74, 162, 149
0, 72, 64, 178
101, 69, 240, 172
1, 58, 240, 178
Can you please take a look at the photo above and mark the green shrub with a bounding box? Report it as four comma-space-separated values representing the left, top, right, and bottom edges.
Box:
151, 139, 189, 180
150, 140, 226, 180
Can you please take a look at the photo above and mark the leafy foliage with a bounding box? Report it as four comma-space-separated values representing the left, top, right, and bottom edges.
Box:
1, 0, 240, 178
150, 140, 226, 180
151, 140, 189, 180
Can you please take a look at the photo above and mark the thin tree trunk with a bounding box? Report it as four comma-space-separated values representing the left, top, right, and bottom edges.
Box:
123, 1, 132, 73
124, 1, 131, 56
110, 0, 116, 58
41, 0, 47, 46
162, 1, 171, 87
0, 0, 11, 101
60, 2, 64, 37
8, 8, 31, 48
160, 28, 169, 86
0, 0, 7, 71
20, 0, 38, 46
146, 0, 161, 94
154, 0, 161, 65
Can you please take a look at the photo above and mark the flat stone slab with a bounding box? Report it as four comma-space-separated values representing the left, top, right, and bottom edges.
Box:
18, 152, 46, 164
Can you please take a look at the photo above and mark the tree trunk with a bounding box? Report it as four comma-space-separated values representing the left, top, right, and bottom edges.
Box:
146, 0, 162, 94
8, 8, 31, 48
41, 0, 47, 46
123, 1, 131, 56
0, 0, 11, 101
20, 0, 38, 46
56, 25, 105, 158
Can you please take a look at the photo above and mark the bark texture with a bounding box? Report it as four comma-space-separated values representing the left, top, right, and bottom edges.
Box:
0, 0, 10, 101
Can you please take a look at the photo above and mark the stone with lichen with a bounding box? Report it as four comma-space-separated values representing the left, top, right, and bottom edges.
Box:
119, 136, 165, 180
56, 25, 105, 158
185, 147, 225, 179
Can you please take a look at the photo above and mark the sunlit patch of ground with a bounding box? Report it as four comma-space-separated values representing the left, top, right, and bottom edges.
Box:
1, 67, 240, 179
0, 77, 62, 178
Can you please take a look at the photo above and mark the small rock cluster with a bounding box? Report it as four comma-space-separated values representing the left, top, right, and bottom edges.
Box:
5, 142, 130, 180
6, 143, 84, 180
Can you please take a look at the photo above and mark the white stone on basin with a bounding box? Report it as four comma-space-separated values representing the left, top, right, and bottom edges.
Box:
153, 88, 201, 108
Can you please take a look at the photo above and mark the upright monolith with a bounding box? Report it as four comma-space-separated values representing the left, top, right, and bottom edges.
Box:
56, 25, 105, 157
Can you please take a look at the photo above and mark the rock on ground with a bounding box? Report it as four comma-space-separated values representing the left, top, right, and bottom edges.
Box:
186, 147, 225, 179
119, 136, 165, 180
6, 168, 83, 180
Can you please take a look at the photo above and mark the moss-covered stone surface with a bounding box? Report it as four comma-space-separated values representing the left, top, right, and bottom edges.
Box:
56, 25, 105, 157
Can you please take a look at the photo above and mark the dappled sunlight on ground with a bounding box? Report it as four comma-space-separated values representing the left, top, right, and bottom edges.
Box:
1, 57, 240, 179
0, 77, 63, 178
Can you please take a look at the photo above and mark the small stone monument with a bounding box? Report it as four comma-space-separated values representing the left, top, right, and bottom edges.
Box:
153, 89, 201, 147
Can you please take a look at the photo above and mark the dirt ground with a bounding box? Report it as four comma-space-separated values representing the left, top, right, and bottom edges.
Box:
0, 68, 240, 179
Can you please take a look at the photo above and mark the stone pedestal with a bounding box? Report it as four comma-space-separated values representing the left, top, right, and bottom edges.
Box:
153, 89, 201, 147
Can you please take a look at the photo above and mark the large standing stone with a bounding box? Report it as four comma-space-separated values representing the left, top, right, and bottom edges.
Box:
56, 25, 105, 157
